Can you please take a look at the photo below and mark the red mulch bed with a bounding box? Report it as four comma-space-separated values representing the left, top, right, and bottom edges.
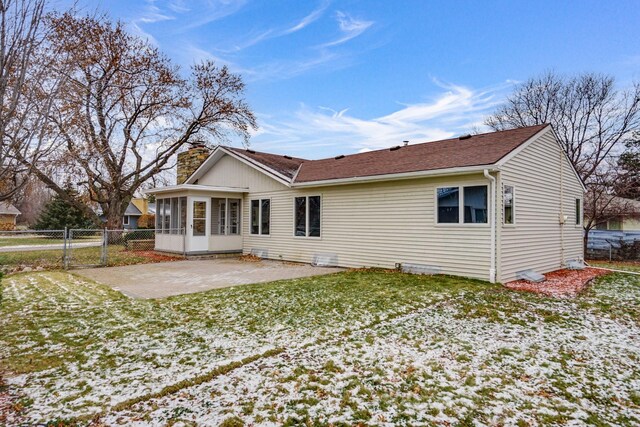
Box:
504, 267, 610, 298
132, 251, 183, 262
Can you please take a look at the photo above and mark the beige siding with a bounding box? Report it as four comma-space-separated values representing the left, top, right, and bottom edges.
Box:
243, 175, 493, 281
198, 154, 287, 192
499, 130, 584, 283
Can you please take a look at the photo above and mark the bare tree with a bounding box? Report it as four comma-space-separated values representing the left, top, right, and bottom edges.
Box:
0, 0, 66, 200
486, 72, 640, 183
17, 13, 257, 228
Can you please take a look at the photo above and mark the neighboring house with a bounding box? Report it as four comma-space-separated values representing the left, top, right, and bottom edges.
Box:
146, 124, 585, 283
594, 197, 640, 231
99, 198, 156, 229
0, 202, 21, 229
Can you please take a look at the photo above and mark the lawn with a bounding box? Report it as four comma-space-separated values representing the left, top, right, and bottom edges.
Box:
0, 246, 177, 274
1, 270, 639, 426
588, 259, 640, 273
0, 236, 67, 247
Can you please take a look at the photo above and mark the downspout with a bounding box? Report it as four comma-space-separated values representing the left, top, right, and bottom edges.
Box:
484, 169, 496, 283
559, 149, 565, 265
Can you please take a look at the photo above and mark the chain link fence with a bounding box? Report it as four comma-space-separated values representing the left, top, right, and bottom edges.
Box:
587, 230, 640, 261
0, 228, 184, 273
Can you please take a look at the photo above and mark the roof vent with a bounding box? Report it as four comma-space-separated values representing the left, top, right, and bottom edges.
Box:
458, 134, 472, 140
246, 149, 256, 154
403, 140, 409, 147
283, 155, 292, 159
389, 145, 401, 151
334, 154, 345, 160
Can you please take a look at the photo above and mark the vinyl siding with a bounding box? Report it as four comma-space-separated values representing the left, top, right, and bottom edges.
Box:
198, 154, 287, 193
499, 129, 584, 283
243, 174, 492, 281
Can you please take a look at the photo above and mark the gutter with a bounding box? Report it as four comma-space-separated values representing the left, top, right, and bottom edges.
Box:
484, 169, 497, 283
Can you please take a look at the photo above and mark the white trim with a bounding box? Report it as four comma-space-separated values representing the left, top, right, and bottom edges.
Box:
496, 125, 587, 192
144, 184, 248, 195
293, 165, 496, 188
185, 146, 293, 187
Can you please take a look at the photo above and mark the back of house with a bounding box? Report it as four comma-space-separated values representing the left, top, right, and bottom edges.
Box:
148, 124, 584, 283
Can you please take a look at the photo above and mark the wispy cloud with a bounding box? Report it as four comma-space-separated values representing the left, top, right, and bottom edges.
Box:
319, 11, 374, 48
250, 81, 513, 157
283, 1, 330, 34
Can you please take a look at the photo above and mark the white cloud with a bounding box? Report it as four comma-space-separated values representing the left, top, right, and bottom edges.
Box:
318, 11, 374, 48
283, 1, 329, 34
250, 81, 514, 157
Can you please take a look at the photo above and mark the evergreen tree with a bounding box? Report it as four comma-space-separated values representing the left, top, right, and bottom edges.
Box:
34, 190, 94, 231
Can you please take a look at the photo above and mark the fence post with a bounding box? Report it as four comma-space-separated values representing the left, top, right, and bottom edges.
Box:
609, 242, 612, 262
63, 227, 68, 269
102, 228, 108, 266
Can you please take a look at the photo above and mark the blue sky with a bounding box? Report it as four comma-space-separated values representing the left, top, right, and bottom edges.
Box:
82, 0, 640, 159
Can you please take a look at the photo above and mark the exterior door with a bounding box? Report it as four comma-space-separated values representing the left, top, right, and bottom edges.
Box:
190, 197, 209, 252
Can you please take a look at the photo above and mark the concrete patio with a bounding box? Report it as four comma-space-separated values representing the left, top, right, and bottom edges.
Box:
73, 258, 345, 298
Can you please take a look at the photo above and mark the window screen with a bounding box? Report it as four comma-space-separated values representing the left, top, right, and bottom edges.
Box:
294, 197, 306, 236
503, 185, 514, 225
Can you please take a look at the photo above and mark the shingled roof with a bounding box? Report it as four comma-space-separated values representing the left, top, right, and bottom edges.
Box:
218, 124, 550, 185
294, 124, 550, 183
0, 202, 20, 215
223, 146, 307, 179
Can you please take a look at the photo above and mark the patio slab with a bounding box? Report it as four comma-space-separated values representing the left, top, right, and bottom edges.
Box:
73, 258, 345, 298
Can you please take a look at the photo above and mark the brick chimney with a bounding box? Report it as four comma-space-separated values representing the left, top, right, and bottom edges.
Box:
177, 143, 210, 184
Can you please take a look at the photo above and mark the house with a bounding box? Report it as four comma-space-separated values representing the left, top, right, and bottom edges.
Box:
0, 202, 21, 230
98, 198, 156, 229
122, 198, 156, 229
146, 124, 585, 283
593, 197, 640, 231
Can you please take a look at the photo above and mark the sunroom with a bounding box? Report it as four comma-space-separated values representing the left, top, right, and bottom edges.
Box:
145, 184, 247, 255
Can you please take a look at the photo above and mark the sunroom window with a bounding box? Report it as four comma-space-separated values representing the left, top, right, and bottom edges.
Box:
212, 198, 241, 235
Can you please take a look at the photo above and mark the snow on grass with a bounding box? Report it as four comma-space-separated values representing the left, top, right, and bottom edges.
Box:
103, 273, 640, 426
1, 270, 482, 423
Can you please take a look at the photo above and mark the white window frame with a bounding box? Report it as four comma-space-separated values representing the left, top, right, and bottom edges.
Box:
212, 198, 241, 236
293, 195, 322, 239
503, 184, 516, 226
123, 215, 129, 226
435, 184, 490, 227
250, 198, 271, 236
575, 198, 582, 227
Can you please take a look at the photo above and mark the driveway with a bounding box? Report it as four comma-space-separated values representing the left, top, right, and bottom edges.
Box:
73, 258, 345, 298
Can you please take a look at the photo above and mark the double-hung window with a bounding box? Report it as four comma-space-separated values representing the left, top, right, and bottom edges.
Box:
250, 199, 270, 235
294, 196, 321, 237
436, 185, 488, 224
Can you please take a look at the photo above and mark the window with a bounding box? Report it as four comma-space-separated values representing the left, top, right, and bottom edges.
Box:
229, 199, 240, 235
123, 215, 130, 226
156, 199, 163, 231
251, 199, 270, 235
463, 186, 487, 224
575, 198, 582, 226
163, 198, 171, 233
503, 185, 514, 225
295, 196, 321, 237
437, 187, 459, 223
212, 198, 241, 236
193, 200, 206, 236
437, 185, 488, 224
180, 197, 187, 233
170, 197, 179, 234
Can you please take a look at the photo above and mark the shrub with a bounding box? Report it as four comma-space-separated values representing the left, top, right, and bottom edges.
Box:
137, 214, 155, 229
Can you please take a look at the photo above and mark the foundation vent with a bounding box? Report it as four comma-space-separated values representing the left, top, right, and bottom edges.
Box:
250, 248, 269, 258
401, 263, 441, 275
312, 253, 339, 267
